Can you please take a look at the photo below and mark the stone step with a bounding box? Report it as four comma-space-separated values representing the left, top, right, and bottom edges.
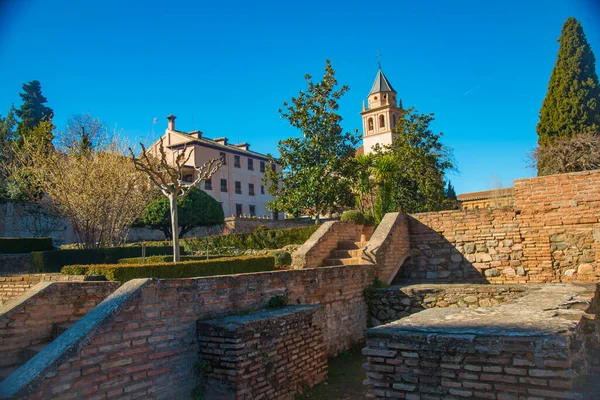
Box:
324, 258, 363, 266
0, 365, 20, 383
53, 321, 76, 339
23, 342, 50, 362
331, 249, 363, 259
337, 241, 367, 250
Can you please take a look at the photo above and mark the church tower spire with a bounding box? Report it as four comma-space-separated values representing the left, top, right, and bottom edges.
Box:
360, 68, 402, 155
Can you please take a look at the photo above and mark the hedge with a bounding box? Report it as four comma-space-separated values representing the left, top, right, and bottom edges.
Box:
341, 210, 365, 225
118, 255, 225, 264
183, 225, 319, 255
0, 237, 54, 254
31, 245, 181, 273
61, 255, 275, 283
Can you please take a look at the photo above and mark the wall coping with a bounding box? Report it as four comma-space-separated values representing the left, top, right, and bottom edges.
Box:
0, 279, 150, 399
198, 305, 322, 329
367, 283, 597, 338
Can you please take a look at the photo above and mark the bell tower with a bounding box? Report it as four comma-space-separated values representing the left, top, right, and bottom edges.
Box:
360, 69, 402, 155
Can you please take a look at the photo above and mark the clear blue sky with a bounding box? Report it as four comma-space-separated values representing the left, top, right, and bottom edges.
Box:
1, 0, 599, 194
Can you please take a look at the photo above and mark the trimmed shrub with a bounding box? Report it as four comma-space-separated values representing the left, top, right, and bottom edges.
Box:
364, 214, 376, 227
62, 255, 275, 283
183, 225, 319, 255
0, 237, 53, 254
273, 251, 292, 269
341, 210, 365, 225
118, 255, 225, 264
32, 245, 180, 273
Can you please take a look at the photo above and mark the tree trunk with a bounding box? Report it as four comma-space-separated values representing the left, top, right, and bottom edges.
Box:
169, 194, 180, 262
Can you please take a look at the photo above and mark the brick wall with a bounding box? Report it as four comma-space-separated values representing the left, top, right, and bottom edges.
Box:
362, 213, 410, 284
363, 283, 599, 398
0, 274, 88, 305
370, 284, 528, 325
6, 265, 375, 399
399, 170, 600, 283
293, 221, 362, 269
197, 305, 327, 398
0, 281, 119, 369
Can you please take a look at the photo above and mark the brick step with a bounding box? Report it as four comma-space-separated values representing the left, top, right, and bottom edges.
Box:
53, 321, 76, 338
23, 342, 50, 362
0, 365, 20, 383
324, 258, 363, 266
331, 249, 363, 259
337, 241, 367, 250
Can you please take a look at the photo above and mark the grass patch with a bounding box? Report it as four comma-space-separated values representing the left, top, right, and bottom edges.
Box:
297, 343, 367, 400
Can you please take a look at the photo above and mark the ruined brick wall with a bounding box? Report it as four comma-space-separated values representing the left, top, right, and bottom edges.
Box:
370, 284, 528, 325
399, 170, 600, 283
197, 305, 327, 398
0, 274, 88, 305
21, 265, 374, 399
0, 281, 118, 369
293, 221, 362, 269
363, 283, 599, 398
362, 213, 410, 285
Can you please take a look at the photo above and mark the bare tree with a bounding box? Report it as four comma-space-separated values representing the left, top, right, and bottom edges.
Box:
56, 113, 107, 153
531, 132, 600, 176
130, 138, 223, 262
12, 131, 154, 248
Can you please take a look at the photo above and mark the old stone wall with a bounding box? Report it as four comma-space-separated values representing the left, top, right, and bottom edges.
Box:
370, 284, 528, 325
292, 221, 362, 269
0, 281, 119, 369
4, 265, 374, 399
363, 283, 599, 398
0, 274, 90, 305
399, 170, 600, 283
197, 305, 327, 398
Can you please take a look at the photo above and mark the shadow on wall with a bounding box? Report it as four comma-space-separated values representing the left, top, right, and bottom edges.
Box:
392, 216, 523, 284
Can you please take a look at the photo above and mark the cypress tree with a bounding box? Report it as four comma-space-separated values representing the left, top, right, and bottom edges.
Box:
15, 80, 53, 143
537, 17, 600, 148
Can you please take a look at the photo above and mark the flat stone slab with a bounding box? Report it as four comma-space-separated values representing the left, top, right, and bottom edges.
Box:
198, 305, 322, 329
368, 283, 597, 337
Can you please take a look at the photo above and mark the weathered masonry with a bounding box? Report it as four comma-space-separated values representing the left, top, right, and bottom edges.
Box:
363, 283, 600, 398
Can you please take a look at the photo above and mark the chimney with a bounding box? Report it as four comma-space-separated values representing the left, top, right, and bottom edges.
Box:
234, 142, 250, 151
214, 137, 228, 146
166, 114, 176, 131
189, 130, 202, 139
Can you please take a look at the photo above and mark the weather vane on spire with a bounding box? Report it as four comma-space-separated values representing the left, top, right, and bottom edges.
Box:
377, 50, 382, 70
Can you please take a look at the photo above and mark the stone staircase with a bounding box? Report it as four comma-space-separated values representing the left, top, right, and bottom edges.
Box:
0, 321, 77, 383
323, 241, 370, 266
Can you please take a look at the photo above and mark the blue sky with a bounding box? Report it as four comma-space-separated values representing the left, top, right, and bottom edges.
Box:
1, 0, 599, 194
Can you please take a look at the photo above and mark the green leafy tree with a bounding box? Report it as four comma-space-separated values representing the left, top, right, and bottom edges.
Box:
137, 187, 225, 239
537, 17, 600, 154
15, 80, 54, 145
351, 153, 375, 215
445, 181, 457, 200
371, 154, 397, 221
265, 60, 359, 223
375, 107, 454, 215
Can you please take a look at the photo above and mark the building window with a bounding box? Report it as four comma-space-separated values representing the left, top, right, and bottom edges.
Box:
260, 161, 265, 173
249, 183, 255, 196
393, 114, 397, 128
183, 174, 193, 182
368, 118, 374, 131
261, 185, 265, 195
249, 205, 256, 216
220, 179, 227, 192
205, 179, 212, 190
379, 115, 385, 128
235, 181, 242, 194
234, 155, 241, 168
220, 152, 226, 165
248, 158, 254, 170
235, 204, 243, 217
271, 163, 276, 172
